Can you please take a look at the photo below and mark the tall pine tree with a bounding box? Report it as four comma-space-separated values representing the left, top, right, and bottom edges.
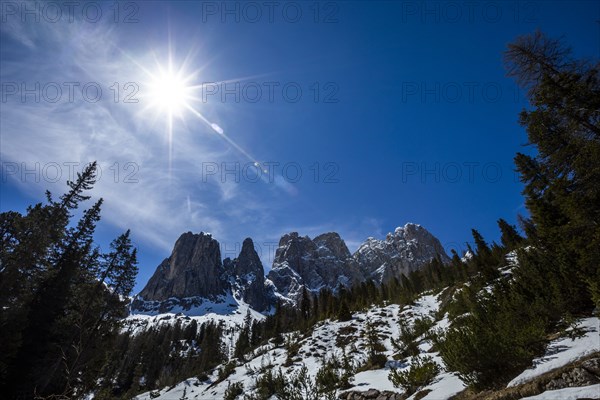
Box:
505, 30, 600, 312
0, 163, 139, 399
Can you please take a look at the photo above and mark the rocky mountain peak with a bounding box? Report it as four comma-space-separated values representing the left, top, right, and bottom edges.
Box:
354, 224, 450, 283
278, 232, 301, 246
313, 232, 351, 259
135, 232, 226, 309
267, 231, 363, 300
225, 238, 270, 311
132, 223, 449, 314
241, 237, 254, 251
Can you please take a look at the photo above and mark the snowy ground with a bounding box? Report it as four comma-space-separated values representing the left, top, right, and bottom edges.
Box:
126, 292, 266, 330
521, 384, 600, 399
508, 317, 600, 387
125, 294, 266, 359
128, 285, 598, 400
134, 291, 466, 400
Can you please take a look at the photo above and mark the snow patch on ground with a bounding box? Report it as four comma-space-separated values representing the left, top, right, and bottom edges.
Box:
413, 371, 465, 400
352, 369, 399, 392
508, 317, 600, 387
521, 384, 600, 399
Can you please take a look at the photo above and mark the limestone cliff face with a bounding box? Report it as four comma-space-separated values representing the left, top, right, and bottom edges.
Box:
138, 232, 226, 301
267, 232, 363, 300
267, 224, 449, 299
353, 223, 450, 283
224, 238, 270, 311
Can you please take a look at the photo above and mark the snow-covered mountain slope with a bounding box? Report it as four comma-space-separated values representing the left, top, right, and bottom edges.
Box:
124, 293, 266, 360
126, 293, 266, 331
131, 283, 600, 400
125, 245, 600, 400
133, 291, 466, 400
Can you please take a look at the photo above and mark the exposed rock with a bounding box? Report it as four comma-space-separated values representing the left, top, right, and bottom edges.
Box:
338, 389, 403, 400
451, 354, 600, 400
224, 238, 270, 311
267, 231, 363, 300
545, 365, 600, 390
134, 232, 227, 309
132, 223, 450, 313
353, 223, 450, 283
582, 357, 600, 376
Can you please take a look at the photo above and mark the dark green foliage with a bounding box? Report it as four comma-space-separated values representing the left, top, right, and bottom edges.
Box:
288, 365, 318, 400
497, 218, 524, 250
224, 381, 244, 400
243, 365, 320, 400
435, 282, 548, 388
435, 31, 600, 390
234, 310, 253, 360
0, 163, 139, 399
300, 286, 312, 322
388, 355, 440, 394
360, 317, 387, 370
337, 300, 353, 322
315, 358, 341, 395
96, 319, 225, 398
339, 348, 355, 389
284, 334, 302, 366
244, 368, 287, 400
244, 353, 349, 399
506, 30, 600, 314
314, 353, 354, 399
391, 316, 434, 359
471, 229, 490, 257
218, 361, 237, 382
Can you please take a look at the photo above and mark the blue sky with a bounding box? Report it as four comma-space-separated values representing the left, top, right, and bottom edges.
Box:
1, 1, 598, 293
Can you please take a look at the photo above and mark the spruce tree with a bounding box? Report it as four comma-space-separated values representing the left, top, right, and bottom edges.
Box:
1, 162, 139, 398
497, 218, 524, 250
505, 30, 600, 313
336, 300, 352, 322
363, 317, 386, 369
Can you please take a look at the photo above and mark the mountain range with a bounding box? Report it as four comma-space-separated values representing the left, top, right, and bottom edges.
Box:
131, 223, 450, 314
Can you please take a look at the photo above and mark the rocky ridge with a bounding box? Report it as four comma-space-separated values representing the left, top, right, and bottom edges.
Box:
132, 223, 450, 313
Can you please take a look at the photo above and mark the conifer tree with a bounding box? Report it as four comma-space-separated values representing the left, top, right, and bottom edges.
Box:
234, 310, 253, 360
1, 162, 139, 398
363, 317, 386, 368
505, 30, 600, 313
497, 218, 524, 250
337, 300, 352, 322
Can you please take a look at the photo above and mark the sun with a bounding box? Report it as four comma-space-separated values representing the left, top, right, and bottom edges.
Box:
145, 65, 194, 117
135, 51, 264, 177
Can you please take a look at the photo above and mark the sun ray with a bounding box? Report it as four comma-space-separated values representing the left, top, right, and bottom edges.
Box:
130, 43, 279, 178
183, 103, 265, 170
186, 72, 273, 91
168, 109, 173, 180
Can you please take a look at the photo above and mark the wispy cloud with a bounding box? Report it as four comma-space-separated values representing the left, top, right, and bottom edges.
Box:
0, 12, 280, 256
1, 10, 391, 278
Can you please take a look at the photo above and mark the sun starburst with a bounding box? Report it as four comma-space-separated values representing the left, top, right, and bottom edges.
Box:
132, 46, 266, 180
146, 66, 193, 117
